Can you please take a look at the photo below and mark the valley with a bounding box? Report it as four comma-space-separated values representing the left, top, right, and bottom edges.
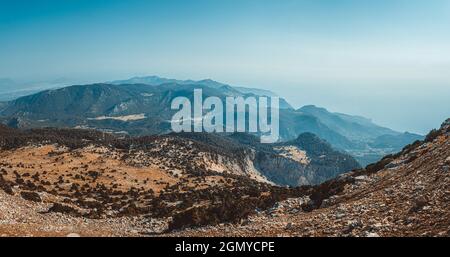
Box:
0, 76, 444, 237
0, 119, 448, 237
2, 0, 449, 241
0, 76, 424, 166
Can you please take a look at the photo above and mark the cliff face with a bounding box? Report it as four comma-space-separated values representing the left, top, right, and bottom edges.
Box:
252, 133, 360, 186
175, 132, 361, 186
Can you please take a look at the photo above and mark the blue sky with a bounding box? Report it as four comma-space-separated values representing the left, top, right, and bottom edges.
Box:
0, 0, 449, 133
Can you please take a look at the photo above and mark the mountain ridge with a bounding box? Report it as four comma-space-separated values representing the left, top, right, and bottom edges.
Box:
0, 76, 423, 165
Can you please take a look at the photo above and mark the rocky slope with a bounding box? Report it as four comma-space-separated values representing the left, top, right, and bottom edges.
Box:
168, 119, 450, 237
0, 124, 357, 235
0, 118, 447, 236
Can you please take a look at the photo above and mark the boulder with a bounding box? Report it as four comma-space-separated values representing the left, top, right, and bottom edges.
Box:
445, 156, 450, 164
20, 191, 41, 202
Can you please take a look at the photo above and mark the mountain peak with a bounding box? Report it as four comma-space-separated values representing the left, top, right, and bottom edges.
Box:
197, 78, 216, 83
299, 105, 325, 111
290, 132, 332, 150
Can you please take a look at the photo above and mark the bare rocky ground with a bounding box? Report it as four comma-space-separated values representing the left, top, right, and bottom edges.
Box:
168, 120, 450, 237
0, 189, 167, 237
0, 127, 307, 236
0, 119, 449, 237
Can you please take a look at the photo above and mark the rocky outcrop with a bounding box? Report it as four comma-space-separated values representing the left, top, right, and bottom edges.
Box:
253, 133, 361, 186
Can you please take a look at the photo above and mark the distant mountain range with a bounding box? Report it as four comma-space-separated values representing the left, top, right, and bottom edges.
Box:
0, 75, 423, 166
0, 77, 72, 101
110, 76, 293, 108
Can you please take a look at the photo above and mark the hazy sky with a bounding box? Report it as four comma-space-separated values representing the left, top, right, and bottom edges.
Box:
1, 0, 449, 134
